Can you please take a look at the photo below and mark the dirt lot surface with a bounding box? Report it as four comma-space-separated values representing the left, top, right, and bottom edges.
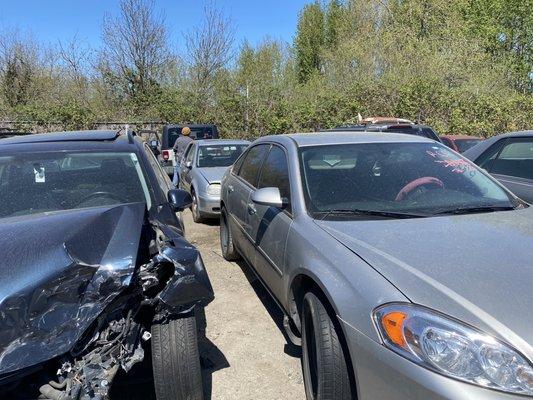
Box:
114, 210, 305, 399
186, 211, 305, 400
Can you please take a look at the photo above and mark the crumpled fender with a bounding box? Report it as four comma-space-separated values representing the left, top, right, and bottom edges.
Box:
153, 225, 214, 315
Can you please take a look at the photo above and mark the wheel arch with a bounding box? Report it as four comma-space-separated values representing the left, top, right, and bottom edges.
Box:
289, 272, 359, 399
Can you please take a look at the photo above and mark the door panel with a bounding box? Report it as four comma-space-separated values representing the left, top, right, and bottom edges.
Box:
226, 144, 270, 259
246, 145, 293, 301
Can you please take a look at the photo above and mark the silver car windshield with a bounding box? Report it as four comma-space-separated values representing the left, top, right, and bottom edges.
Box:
197, 144, 248, 168
299, 142, 518, 218
0, 152, 151, 219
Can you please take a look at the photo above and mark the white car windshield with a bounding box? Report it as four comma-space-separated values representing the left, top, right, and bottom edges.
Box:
0, 152, 151, 218
299, 142, 519, 218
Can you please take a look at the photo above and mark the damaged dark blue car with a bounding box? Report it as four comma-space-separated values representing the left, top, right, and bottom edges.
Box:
0, 130, 214, 400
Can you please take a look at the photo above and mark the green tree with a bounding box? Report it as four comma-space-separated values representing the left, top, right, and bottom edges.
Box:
295, 2, 325, 83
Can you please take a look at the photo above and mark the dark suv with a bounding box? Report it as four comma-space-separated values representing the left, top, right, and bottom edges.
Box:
159, 124, 219, 175
0, 130, 213, 400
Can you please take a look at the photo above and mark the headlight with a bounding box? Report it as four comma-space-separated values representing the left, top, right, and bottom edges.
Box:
373, 303, 533, 396
206, 183, 221, 196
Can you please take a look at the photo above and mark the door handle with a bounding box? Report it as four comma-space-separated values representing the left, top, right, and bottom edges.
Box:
228, 185, 234, 193
247, 203, 257, 215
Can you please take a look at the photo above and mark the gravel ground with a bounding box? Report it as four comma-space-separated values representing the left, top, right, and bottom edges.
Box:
113, 210, 305, 399
185, 211, 305, 400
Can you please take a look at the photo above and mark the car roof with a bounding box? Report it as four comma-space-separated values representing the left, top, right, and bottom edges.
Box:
440, 135, 482, 140
0, 130, 140, 153
256, 131, 434, 147
0, 130, 120, 145
164, 124, 216, 128
195, 139, 250, 146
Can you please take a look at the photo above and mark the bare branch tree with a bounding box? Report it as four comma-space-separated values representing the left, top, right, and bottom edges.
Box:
101, 0, 171, 96
57, 35, 94, 96
185, 3, 235, 91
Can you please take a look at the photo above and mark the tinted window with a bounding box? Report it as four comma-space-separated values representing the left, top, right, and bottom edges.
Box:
0, 152, 151, 218
167, 127, 215, 147
258, 146, 291, 211
299, 142, 515, 217
238, 145, 269, 187
490, 139, 533, 180
455, 139, 482, 153
145, 144, 171, 191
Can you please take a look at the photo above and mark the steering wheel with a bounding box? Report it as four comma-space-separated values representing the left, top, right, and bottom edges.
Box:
395, 177, 444, 202
77, 191, 126, 206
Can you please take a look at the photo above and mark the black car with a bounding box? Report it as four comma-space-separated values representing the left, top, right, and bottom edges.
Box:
325, 123, 442, 142
0, 130, 213, 400
464, 130, 533, 203
159, 124, 219, 175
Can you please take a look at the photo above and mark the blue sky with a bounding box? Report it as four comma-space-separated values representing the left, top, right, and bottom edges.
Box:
0, 0, 308, 51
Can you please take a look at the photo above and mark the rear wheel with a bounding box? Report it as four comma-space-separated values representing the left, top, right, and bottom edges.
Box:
301, 292, 353, 400
151, 316, 203, 400
191, 190, 204, 223
220, 208, 240, 261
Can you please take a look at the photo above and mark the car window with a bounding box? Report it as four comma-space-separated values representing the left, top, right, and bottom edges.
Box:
182, 143, 194, 161
185, 144, 195, 164
0, 152, 151, 219
299, 142, 516, 218
455, 139, 481, 153
144, 144, 171, 191
167, 127, 215, 147
237, 144, 270, 187
197, 144, 248, 168
258, 145, 291, 213
490, 139, 533, 180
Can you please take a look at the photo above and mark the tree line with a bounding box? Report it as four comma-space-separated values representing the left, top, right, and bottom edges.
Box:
0, 0, 531, 137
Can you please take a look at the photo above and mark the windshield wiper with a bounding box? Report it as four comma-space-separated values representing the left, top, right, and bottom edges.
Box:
434, 205, 517, 216
320, 208, 428, 220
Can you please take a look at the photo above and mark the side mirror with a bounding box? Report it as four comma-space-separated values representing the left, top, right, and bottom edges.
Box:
168, 189, 192, 212
251, 187, 283, 208
185, 161, 193, 169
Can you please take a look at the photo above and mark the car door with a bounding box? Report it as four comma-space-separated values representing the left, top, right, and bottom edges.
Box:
482, 138, 533, 203
246, 144, 293, 301
226, 144, 270, 261
180, 143, 196, 191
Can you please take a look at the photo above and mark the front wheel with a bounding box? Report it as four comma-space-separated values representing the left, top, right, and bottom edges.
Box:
301, 292, 353, 400
191, 191, 204, 223
151, 316, 203, 400
220, 208, 240, 261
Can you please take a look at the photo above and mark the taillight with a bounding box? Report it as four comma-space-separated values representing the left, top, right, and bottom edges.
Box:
162, 150, 170, 160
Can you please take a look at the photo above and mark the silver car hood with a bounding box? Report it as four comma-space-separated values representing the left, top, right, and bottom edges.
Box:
316, 208, 533, 357
198, 167, 229, 184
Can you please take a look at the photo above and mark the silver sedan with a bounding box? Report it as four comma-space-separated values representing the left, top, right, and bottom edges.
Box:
220, 131, 533, 400
179, 139, 249, 222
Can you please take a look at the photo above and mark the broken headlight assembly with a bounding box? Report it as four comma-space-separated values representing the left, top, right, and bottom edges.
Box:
373, 303, 533, 396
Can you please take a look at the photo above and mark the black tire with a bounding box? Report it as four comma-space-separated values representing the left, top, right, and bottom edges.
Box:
301, 292, 353, 400
151, 316, 203, 400
220, 208, 240, 261
191, 191, 204, 223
